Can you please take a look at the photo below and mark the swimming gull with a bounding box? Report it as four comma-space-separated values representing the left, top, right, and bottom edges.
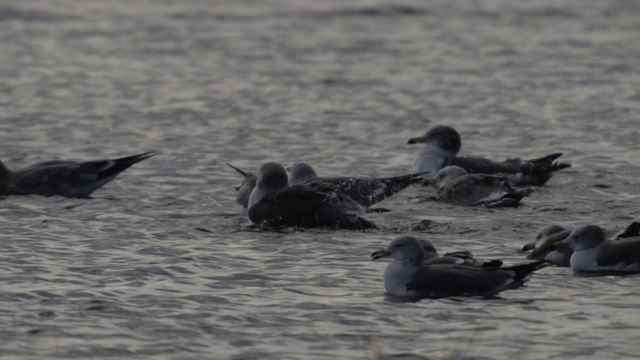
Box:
2, 152, 154, 198
247, 162, 376, 229
287, 162, 428, 207
431, 166, 531, 208
407, 125, 570, 186
561, 224, 640, 273
371, 235, 547, 298
522, 222, 640, 266
226, 163, 257, 209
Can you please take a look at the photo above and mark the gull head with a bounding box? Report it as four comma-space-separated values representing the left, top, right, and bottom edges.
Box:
434, 165, 468, 186
371, 235, 425, 265
563, 225, 606, 251
407, 125, 461, 154
287, 162, 319, 185
257, 162, 288, 190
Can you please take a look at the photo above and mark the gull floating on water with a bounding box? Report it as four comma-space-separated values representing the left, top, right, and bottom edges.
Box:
560, 224, 640, 273
247, 162, 376, 229
407, 125, 570, 186
0, 152, 154, 198
371, 235, 547, 298
287, 162, 427, 207
226, 163, 257, 209
430, 166, 531, 208
522, 222, 640, 266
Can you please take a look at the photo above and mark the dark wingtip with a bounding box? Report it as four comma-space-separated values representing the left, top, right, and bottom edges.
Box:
115, 152, 155, 165
226, 163, 249, 178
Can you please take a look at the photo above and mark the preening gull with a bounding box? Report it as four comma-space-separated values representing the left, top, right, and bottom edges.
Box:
247, 162, 376, 229
2, 152, 154, 198
287, 162, 427, 207
407, 125, 570, 186
371, 236, 547, 298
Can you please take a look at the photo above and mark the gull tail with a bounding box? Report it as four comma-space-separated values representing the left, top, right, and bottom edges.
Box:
503, 260, 549, 284
82, 152, 155, 182
520, 152, 571, 175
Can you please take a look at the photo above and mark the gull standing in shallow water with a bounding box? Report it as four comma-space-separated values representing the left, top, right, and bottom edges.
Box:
247, 162, 376, 229
561, 225, 640, 273
287, 162, 428, 207
1, 152, 154, 198
371, 236, 547, 298
407, 124, 570, 186
430, 165, 531, 208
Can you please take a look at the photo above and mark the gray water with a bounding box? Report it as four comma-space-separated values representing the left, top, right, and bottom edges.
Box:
1, 0, 640, 359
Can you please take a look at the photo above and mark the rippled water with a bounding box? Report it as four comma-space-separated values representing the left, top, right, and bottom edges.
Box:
1, 0, 640, 358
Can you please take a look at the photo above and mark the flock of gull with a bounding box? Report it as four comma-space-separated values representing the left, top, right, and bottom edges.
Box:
2, 124, 639, 299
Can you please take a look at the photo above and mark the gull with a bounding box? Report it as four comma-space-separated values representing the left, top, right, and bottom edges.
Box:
371, 235, 547, 298
407, 125, 570, 186
522, 222, 640, 266
1, 152, 154, 198
430, 166, 531, 208
287, 162, 427, 207
561, 225, 640, 273
247, 162, 376, 229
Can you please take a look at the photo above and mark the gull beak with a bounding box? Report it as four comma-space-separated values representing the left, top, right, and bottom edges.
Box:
553, 240, 568, 249
371, 249, 390, 260
521, 243, 536, 252
407, 136, 426, 145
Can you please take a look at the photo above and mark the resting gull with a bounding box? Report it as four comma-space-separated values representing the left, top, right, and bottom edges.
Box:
522, 222, 640, 266
371, 235, 547, 298
247, 162, 376, 229
287, 162, 427, 207
430, 166, 530, 208
561, 225, 640, 273
407, 125, 570, 186
1, 152, 154, 198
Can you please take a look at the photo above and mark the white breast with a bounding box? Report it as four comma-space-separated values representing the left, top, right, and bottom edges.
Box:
413, 146, 449, 177
383, 262, 418, 297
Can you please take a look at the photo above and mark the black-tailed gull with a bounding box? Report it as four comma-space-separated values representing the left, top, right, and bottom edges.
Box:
407, 125, 570, 186
371, 235, 547, 298
2, 152, 154, 198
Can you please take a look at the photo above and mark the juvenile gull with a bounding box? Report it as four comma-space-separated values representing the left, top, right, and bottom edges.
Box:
287, 162, 427, 207
562, 225, 640, 273
248, 162, 376, 229
407, 125, 570, 186
2, 152, 154, 198
431, 166, 530, 208
371, 236, 547, 298
226, 163, 257, 209
522, 222, 640, 266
